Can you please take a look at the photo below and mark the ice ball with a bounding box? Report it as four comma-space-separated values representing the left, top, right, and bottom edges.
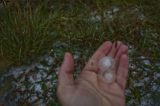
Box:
104, 72, 115, 83
99, 56, 115, 72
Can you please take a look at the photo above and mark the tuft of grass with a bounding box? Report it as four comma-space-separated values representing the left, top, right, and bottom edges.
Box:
0, 3, 60, 65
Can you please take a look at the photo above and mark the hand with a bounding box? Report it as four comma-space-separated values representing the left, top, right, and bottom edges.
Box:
57, 41, 128, 106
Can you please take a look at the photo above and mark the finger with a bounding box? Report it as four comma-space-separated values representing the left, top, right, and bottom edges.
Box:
115, 44, 128, 62
58, 53, 74, 87
91, 41, 112, 60
114, 44, 128, 71
116, 54, 129, 90
108, 41, 122, 57
83, 41, 112, 73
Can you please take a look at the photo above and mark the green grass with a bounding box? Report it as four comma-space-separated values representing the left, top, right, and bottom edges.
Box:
0, 0, 159, 66
0, 2, 60, 65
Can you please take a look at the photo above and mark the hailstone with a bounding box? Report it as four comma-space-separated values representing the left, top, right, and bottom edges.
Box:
104, 72, 115, 83
99, 56, 115, 72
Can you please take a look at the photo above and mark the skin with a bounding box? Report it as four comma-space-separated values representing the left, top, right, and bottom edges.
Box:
57, 41, 129, 106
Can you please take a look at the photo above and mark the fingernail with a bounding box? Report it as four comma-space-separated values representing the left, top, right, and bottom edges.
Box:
65, 52, 70, 58
63, 53, 68, 63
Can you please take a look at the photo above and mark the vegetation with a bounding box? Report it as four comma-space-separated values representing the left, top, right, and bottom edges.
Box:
0, 0, 159, 65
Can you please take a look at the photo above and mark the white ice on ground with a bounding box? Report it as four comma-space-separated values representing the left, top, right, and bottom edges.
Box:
34, 84, 42, 93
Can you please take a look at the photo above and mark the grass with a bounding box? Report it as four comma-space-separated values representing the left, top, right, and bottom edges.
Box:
0, 1, 60, 66
0, 0, 160, 105
0, 0, 159, 65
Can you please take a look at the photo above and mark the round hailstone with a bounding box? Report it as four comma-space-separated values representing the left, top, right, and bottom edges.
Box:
104, 72, 115, 83
99, 56, 115, 72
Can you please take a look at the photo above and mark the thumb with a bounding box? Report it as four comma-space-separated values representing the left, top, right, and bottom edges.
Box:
58, 52, 75, 87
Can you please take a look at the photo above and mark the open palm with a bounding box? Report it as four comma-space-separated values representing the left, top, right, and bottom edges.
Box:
57, 41, 128, 106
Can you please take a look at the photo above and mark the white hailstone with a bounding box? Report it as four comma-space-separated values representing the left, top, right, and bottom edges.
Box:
34, 84, 42, 93
99, 56, 115, 72
104, 72, 115, 83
